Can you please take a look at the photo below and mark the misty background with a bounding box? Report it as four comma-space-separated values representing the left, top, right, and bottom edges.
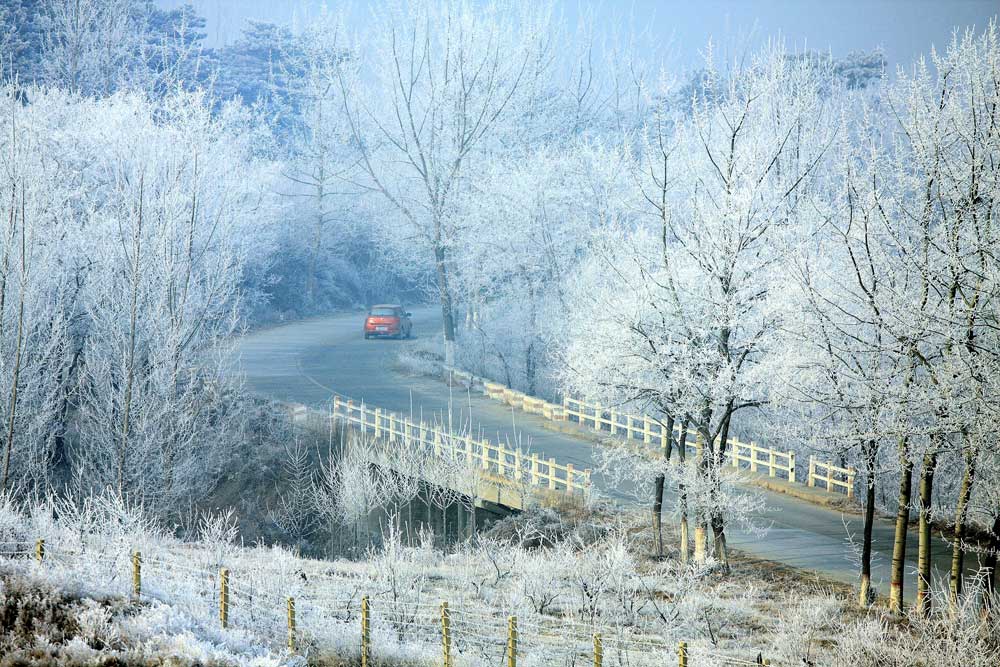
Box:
155, 0, 1000, 70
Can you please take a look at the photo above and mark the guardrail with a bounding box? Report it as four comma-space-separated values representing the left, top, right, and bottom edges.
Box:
445, 367, 854, 495
807, 456, 856, 498
290, 397, 592, 502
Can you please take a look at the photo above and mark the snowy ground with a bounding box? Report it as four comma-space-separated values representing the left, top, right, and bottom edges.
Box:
1, 491, 995, 667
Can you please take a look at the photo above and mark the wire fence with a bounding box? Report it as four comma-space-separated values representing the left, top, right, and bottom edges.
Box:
1, 537, 780, 666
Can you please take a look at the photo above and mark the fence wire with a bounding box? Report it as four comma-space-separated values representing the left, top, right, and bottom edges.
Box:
2, 543, 780, 666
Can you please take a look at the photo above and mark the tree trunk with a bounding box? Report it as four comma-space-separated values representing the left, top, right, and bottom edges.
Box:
915, 447, 939, 616
889, 438, 913, 614
859, 441, 877, 608
525, 283, 537, 395
678, 420, 689, 564
652, 415, 675, 560
982, 514, 1000, 617
652, 474, 665, 559
711, 412, 732, 573
118, 179, 144, 494
949, 445, 977, 610
693, 429, 711, 565
1, 196, 27, 494
433, 239, 457, 366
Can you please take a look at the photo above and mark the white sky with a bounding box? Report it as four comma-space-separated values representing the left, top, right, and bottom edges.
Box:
159, 0, 999, 72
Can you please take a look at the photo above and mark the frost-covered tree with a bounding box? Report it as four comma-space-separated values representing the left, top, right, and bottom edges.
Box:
562, 45, 838, 570
335, 0, 556, 364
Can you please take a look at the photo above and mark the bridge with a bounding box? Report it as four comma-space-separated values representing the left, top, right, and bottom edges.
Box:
235, 306, 960, 601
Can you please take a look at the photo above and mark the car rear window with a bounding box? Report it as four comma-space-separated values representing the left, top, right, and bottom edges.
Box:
369, 307, 398, 316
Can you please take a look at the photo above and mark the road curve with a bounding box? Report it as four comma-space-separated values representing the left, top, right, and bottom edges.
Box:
234, 306, 964, 601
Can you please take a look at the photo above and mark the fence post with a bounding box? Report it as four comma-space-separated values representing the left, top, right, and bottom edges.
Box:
333, 395, 340, 417
507, 616, 517, 667
731, 439, 740, 468
678, 641, 688, 667
361, 596, 370, 667
609, 409, 617, 435
219, 568, 230, 629
826, 460, 834, 493
847, 469, 856, 499
548, 458, 557, 490
789, 451, 796, 483
374, 408, 382, 438
808, 456, 815, 487
562, 396, 570, 421
530, 453, 540, 485
593, 633, 603, 667
513, 448, 522, 483
749, 441, 758, 472
566, 464, 575, 495
132, 551, 141, 598
35, 539, 44, 564
593, 402, 601, 431
643, 417, 651, 446
287, 597, 296, 652
441, 601, 452, 667
482, 441, 491, 471
769, 448, 776, 478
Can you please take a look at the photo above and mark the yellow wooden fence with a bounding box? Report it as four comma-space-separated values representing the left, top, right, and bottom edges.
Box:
445, 367, 855, 496
290, 397, 592, 501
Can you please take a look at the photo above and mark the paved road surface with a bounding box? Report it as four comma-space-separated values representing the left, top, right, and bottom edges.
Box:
234, 307, 969, 601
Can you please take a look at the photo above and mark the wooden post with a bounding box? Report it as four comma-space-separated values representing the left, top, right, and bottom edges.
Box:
643, 416, 651, 446
347, 398, 354, 419
388, 414, 396, 442
287, 597, 296, 652
513, 448, 522, 482
566, 464, 575, 495
826, 460, 834, 493
808, 456, 815, 487
789, 451, 796, 483
219, 568, 230, 629
847, 469, 856, 499
333, 395, 341, 417
731, 439, 740, 468
482, 441, 491, 471
562, 396, 570, 422
374, 408, 382, 438
593, 633, 603, 667
749, 441, 758, 472
548, 458, 557, 490
593, 402, 601, 431
361, 596, 370, 667
769, 448, 776, 478
35, 539, 44, 564
441, 601, 451, 667
609, 409, 617, 435
132, 551, 141, 598
678, 641, 688, 667
530, 453, 540, 485
507, 616, 517, 667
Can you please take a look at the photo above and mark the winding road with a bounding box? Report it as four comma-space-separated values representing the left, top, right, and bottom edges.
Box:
235, 306, 968, 601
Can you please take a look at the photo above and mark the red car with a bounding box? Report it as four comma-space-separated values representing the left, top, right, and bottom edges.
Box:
363, 304, 412, 339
